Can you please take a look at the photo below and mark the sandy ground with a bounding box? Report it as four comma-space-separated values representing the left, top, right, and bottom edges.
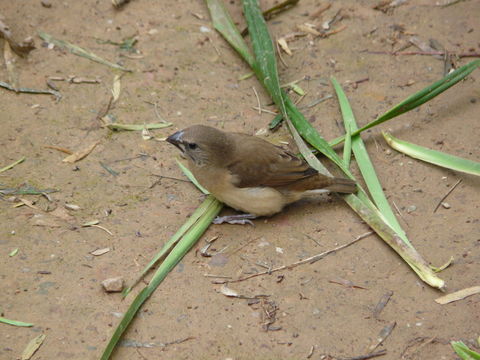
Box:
1, 0, 479, 359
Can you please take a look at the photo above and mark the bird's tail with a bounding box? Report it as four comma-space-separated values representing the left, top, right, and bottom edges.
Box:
324, 177, 357, 193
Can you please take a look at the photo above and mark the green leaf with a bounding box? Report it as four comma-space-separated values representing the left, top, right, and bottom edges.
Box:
451, 341, 480, 360
38, 31, 131, 72
105, 123, 172, 131
101, 195, 222, 360
343, 122, 352, 168
0, 316, 33, 327
0, 157, 25, 174
383, 132, 480, 176
206, 0, 255, 68
331, 77, 410, 247
330, 59, 480, 146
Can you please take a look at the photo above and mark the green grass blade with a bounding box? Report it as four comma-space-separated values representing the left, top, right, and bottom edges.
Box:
122, 159, 216, 296
331, 77, 410, 246
206, 0, 255, 68
243, 0, 284, 112
330, 59, 480, 146
105, 123, 172, 131
343, 123, 352, 168
101, 195, 222, 360
0, 156, 25, 174
122, 196, 216, 297
383, 132, 480, 176
38, 31, 131, 72
176, 159, 210, 194
345, 194, 444, 288
0, 316, 33, 327
451, 341, 480, 360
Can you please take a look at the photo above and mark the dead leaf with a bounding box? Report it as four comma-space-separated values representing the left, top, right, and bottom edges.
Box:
44, 144, 73, 154
82, 219, 100, 226
219, 284, 240, 298
277, 37, 292, 56
62, 141, 99, 163
367, 322, 396, 353
15, 198, 40, 210
64, 203, 81, 211
435, 286, 480, 305
90, 247, 110, 256
21, 334, 46, 360
111, 74, 121, 103
297, 24, 321, 36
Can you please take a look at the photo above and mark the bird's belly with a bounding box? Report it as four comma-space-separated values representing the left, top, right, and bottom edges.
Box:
213, 186, 287, 216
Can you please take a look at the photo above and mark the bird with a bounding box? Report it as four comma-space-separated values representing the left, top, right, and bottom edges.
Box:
166, 125, 356, 224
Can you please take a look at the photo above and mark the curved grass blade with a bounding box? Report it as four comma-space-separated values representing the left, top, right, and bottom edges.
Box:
331, 77, 410, 246
383, 132, 480, 176
0, 156, 25, 174
330, 59, 480, 146
451, 341, 480, 360
0, 316, 33, 327
101, 195, 222, 360
206, 0, 255, 68
122, 159, 213, 296
38, 31, 131, 72
122, 196, 215, 296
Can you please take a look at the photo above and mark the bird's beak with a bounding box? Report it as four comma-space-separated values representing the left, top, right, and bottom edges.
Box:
166, 130, 185, 152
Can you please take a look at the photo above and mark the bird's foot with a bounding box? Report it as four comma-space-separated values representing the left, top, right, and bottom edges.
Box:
213, 214, 256, 226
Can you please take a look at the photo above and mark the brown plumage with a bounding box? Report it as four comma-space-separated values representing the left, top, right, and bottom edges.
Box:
166, 125, 356, 217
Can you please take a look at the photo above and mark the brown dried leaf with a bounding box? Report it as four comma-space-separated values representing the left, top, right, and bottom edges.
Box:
435, 286, 480, 305
90, 247, 111, 256
219, 284, 240, 298
21, 334, 46, 360
297, 24, 321, 36
62, 141, 99, 163
277, 37, 292, 56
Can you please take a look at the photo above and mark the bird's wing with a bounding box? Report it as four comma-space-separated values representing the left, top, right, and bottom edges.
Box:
227, 134, 317, 188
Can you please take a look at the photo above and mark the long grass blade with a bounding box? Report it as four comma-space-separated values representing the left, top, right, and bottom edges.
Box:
206, 0, 255, 68
451, 341, 480, 360
0, 316, 33, 327
100, 195, 222, 360
38, 31, 131, 72
383, 132, 480, 176
329, 59, 480, 146
331, 77, 410, 246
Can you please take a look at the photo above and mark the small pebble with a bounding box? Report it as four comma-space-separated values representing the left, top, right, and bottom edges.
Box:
441, 202, 451, 209
101, 277, 124, 292
41, 0, 52, 8
200, 26, 211, 33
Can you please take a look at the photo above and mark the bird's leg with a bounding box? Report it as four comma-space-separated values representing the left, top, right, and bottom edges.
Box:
213, 213, 257, 226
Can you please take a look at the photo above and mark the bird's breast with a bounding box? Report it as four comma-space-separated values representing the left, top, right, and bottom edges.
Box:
188, 162, 294, 216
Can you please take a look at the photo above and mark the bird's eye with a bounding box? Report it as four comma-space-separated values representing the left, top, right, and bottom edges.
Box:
188, 143, 198, 150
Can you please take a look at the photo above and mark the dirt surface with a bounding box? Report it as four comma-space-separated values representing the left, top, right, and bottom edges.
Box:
1, 1, 479, 359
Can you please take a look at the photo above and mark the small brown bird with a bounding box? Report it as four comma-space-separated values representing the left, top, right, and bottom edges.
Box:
167, 125, 356, 224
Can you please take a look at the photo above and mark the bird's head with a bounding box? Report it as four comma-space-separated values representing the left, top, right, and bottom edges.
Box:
166, 125, 232, 167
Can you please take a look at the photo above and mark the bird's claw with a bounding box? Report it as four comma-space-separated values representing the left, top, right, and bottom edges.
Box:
213, 214, 256, 226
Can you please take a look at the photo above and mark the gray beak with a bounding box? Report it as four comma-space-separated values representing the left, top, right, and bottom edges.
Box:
166, 130, 185, 152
